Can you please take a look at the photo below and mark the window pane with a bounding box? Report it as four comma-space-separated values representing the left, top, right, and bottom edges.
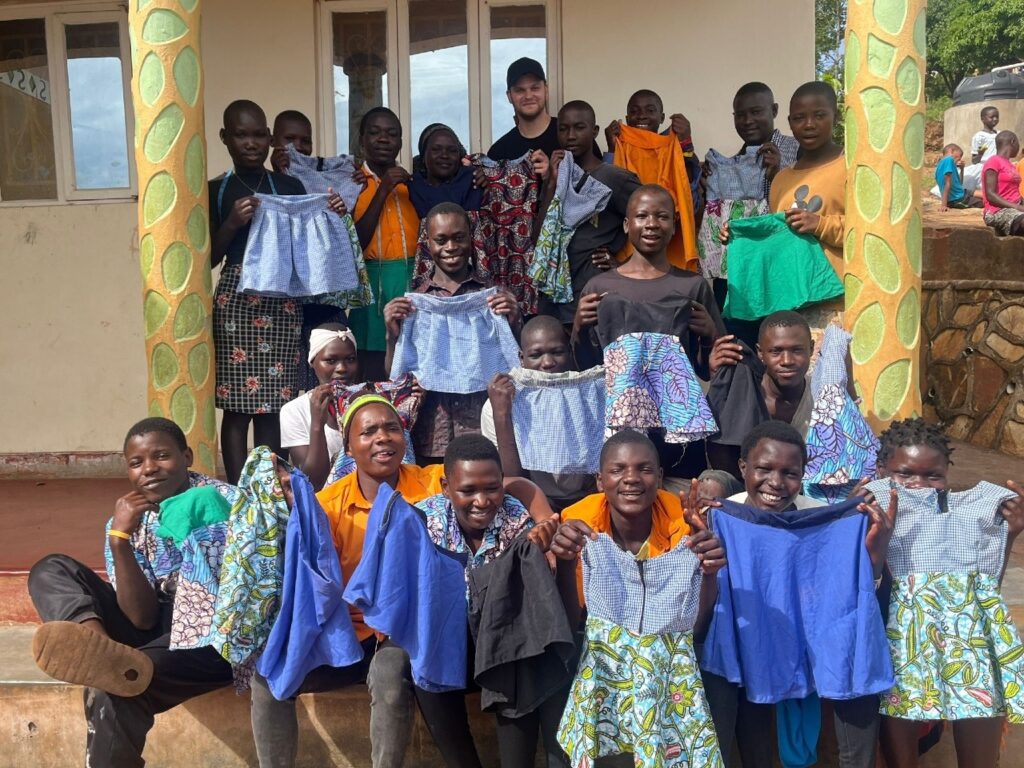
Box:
409, 0, 469, 151
0, 18, 57, 200
489, 4, 546, 146
65, 22, 130, 190
332, 11, 388, 157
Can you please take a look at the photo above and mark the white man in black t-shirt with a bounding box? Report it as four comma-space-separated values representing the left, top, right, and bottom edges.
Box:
487, 57, 560, 161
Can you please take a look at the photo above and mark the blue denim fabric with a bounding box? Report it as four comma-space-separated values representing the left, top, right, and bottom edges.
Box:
238, 194, 361, 298
390, 287, 521, 394
283, 145, 363, 210
509, 366, 606, 474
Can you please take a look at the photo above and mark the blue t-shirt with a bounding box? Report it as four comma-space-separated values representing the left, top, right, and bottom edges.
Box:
935, 155, 966, 202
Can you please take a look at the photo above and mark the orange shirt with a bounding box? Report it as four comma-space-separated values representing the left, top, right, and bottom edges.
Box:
316, 463, 445, 640
613, 124, 699, 271
561, 489, 690, 607
354, 164, 421, 261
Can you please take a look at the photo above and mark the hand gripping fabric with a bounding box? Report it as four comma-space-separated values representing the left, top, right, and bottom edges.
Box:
343, 484, 469, 692
509, 366, 606, 474
389, 287, 521, 393
866, 479, 1024, 721
723, 213, 844, 321
557, 535, 723, 768
256, 470, 364, 700
803, 325, 879, 501
530, 152, 613, 304
697, 198, 769, 280
468, 534, 577, 717
283, 145, 363, 210
701, 497, 895, 703
604, 332, 718, 444
239, 193, 361, 298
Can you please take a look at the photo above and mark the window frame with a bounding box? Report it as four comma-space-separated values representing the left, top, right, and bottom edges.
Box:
0, 3, 136, 206
316, 0, 560, 165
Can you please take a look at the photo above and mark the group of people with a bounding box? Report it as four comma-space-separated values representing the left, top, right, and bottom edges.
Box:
24, 57, 1024, 768
934, 105, 1024, 236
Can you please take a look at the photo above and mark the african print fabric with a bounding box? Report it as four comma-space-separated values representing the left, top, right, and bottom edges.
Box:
213, 264, 302, 414
696, 198, 768, 280
865, 480, 1024, 720
208, 447, 291, 666
472, 153, 540, 315
529, 152, 612, 304
803, 325, 879, 502
604, 332, 717, 444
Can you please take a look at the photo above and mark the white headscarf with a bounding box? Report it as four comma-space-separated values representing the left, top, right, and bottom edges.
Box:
308, 328, 357, 364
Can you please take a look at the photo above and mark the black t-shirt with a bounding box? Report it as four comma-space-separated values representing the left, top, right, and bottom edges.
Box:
209, 170, 305, 267
487, 116, 559, 160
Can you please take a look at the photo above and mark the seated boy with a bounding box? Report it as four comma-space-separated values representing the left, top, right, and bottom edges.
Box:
28, 418, 237, 768
537, 100, 640, 324
482, 315, 598, 511
935, 143, 982, 211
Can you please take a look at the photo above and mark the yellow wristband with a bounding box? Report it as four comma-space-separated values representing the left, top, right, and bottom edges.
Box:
108, 529, 132, 541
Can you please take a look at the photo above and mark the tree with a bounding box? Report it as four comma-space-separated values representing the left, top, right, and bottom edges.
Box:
816, 0, 847, 84
928, 0, 1024, 97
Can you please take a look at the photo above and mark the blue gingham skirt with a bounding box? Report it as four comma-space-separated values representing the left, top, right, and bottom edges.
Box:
510, 366, 606, 474
389, 287, 520, 394
239, 194, 361, 298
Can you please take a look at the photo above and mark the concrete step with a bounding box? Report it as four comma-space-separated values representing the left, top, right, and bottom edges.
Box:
0, 626, 500, 767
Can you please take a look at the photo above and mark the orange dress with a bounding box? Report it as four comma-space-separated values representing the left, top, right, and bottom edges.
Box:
613, 124, 699, 271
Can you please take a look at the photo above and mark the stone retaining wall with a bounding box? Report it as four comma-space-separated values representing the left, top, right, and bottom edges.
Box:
921, 224, 1024, 457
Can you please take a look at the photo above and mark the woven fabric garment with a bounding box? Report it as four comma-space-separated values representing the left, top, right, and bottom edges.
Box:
238, 194, 361, 298
509, 366, 606, 474
530, 152, 612, 304
604, 332, 717, 444
697, 198, 769, 280
723, 213, 844, 321
472, 153, 540, 314
343, 484, 469, 692
389, 287, 520, 393
282, 145, 363, 210
867, 479, 1024, 721
803, 325, 879, 501
701, 497, 895, 703
255, 470, 363, 700
704, 147, 764, 202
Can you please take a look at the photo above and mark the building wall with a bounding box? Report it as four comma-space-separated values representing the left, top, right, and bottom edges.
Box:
1, 0, 813, 459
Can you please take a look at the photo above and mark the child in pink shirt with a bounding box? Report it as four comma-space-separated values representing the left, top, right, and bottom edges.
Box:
982, 130, 1024, 236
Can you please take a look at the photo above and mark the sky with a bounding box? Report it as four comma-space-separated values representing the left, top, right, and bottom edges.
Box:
66, 56, 130, 189
334, 37, 545, 154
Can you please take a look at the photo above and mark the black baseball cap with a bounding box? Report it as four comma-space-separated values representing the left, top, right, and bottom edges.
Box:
506, 57, 546, 89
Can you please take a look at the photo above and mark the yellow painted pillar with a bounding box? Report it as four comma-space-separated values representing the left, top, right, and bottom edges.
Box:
844, 0, 926, 429
129, 1, 217, 473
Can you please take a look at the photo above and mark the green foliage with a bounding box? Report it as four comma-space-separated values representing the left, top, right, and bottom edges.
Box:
928, 0, 1024, 97
816, 0, 847, 84
925, 93, 953, 123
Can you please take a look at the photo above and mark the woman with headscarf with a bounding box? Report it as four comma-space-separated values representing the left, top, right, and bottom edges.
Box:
407, 123, 482, 218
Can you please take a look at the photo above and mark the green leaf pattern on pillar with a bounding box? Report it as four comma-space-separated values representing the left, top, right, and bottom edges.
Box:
844, 0, 925, 429
131, 1, 217, 472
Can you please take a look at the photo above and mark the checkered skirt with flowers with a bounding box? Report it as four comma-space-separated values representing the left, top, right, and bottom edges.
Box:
213, 264, 302, 414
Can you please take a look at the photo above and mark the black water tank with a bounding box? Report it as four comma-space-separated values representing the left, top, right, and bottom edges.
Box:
953, 69, 1024, 105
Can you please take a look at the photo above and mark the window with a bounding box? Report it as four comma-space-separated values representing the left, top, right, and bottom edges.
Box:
0, 8, 134, 203
319, 0, 559, 163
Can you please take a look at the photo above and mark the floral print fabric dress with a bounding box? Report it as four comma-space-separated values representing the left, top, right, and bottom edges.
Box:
604, 332, 718, 445
866, 479, 1024, 721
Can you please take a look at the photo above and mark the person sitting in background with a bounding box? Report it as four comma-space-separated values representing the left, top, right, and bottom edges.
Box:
935, 143, 983, 211
982, 130, 1024, 236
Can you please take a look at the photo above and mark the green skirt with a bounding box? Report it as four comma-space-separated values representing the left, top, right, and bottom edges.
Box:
348, 258, 415, 352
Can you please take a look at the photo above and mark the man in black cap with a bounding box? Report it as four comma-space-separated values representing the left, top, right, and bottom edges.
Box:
487, 56, 559, 161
